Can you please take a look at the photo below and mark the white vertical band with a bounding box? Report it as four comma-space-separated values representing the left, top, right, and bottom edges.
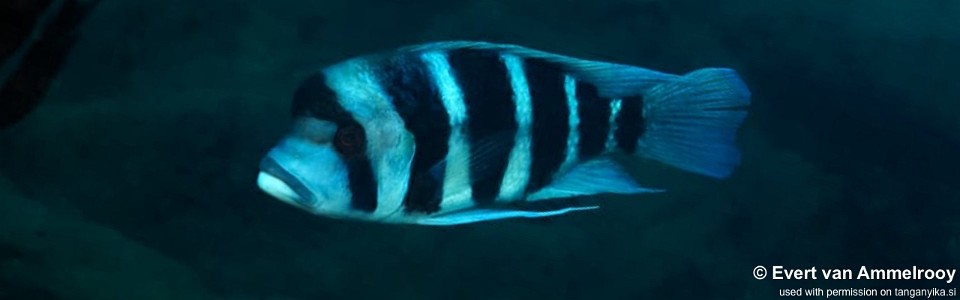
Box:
559, 75, 580, 174
421, 52, 473, 210
605, 98, 622, 152
323, 58, 413, 217
498, 54, 533, 202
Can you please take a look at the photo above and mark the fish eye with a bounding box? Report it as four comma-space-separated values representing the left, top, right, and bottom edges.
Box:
334, 124, 365, 156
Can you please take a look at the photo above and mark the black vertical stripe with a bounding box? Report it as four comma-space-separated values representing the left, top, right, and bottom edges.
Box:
292, 73, 378, 212
615, 96, 645, 154
379, 54, 450, 213
292, 73, 353, 122
346, 158, 378, 212
575, 81, 610, 159
524, 58, 569, 193
446, 49, 516, 205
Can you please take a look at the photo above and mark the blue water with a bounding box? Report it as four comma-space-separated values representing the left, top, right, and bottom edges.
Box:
1, 0, 958, 299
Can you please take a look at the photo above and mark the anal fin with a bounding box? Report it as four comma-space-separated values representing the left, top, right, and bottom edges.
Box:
526, 158, 663, 201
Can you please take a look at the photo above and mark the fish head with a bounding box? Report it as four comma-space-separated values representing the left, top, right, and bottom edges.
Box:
258, 117, 358, 218
258, 61, 414, 221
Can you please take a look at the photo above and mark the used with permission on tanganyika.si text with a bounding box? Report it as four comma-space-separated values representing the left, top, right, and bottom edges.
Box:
778, 287, 956, 298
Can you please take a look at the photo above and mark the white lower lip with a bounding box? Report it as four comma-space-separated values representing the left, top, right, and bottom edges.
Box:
257, 172, 301, 204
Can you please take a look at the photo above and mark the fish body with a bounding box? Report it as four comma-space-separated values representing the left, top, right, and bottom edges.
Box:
257, 41, 750, 226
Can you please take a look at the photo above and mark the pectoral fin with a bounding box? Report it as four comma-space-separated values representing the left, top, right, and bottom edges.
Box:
421, 131, 514, 191
417, 206, 599, 226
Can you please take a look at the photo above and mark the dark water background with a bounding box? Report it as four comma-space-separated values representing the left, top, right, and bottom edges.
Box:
1, 0, 959, 299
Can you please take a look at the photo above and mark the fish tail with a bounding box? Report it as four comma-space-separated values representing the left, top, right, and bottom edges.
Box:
634, 68, 751, 178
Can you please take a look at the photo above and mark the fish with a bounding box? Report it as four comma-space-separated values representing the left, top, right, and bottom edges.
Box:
0, 0, 100, 130
257, 41, 750, 226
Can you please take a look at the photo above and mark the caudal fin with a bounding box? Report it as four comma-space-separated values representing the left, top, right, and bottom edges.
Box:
637, 68, 750, 178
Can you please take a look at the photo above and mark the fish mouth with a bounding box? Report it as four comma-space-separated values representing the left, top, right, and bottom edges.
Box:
257, 172, 300, 204
257, 157, 316, 208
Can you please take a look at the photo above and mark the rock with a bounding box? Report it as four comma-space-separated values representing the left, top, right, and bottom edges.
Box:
0, 175, 217, 300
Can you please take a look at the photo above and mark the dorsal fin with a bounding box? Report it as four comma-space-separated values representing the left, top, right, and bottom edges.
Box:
401, 41, 680, 98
